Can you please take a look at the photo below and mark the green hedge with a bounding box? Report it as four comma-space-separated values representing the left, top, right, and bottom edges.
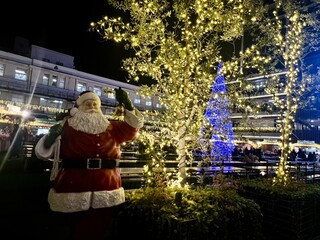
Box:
237, 178, 320, 240
112, 185, 263, 240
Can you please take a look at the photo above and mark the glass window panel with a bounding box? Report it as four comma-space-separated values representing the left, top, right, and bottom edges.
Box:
145, 97, 151, 106
43, 74, 49, 85
51, 75, 58, 87
107, 92, 115, 99
12, 94, 24, 103
39, 97, 47, 106
0, 64, 4, 76
59, 77, 65, 88
134, 98, 140, 104
93, 86, 102, 96
76, 82, 87, 92
15, 68, 28, 81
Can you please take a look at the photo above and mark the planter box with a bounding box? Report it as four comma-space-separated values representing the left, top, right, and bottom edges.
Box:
241, 186, 320, 240
110, 188, 263, 240
111, 207, 199, 240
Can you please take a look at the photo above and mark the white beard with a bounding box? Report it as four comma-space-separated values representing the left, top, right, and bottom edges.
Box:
68, 109, 110, 134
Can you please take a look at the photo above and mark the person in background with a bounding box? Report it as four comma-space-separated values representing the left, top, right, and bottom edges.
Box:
243, 144, 254, 156
251, 146, 262, 161
307, 152, 316, 162
297, 148, 307, 161
232, 146, 240, 157
290, 147, 306, 161
35, 88, 144, 240
290, 147, 299, 161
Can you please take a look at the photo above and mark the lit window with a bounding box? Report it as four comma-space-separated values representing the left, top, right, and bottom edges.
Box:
77, 82, 87, 92
0, 64, 4, 76
39, 98, 63, 108
15, 68, 28, 81
134, 98, 141, 104
107, 92, 115, 99
104, 88, 115, 99
50, 99, 63, 108
145, 97, 152, 106
59, 77, 65, 88
40, 98, 47, 106
43, 74, 50, 85
12, 94, 24, 103
51, 75, 58, 87
93, 86, 102, 96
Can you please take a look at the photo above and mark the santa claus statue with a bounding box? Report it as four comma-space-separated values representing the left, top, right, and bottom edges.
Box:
35, 88, 144, 240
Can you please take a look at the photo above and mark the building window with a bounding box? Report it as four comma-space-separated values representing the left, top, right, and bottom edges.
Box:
76, 82, 87, 92
15, 68, 28, 81
39, 97, 47, 106
39, 98, 62, 108
0, 64, 4, 76
145, 97, 152, 106
93, 86, 102, 96
43, 74, 50, 85
107, 92, 115, 99
51, 99, 63, 108
12, 94, 24, 103
59, 77, 65, 88
232, 121, 240, 127
134, 98, 141, 104
51, 75, 58, 87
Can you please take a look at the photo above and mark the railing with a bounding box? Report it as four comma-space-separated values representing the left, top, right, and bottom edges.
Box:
22, 142, 320, 189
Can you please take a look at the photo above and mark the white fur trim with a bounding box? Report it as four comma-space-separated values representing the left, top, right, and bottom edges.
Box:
48, 188, 92, 213
124, 109, 144, 128
92, 187, 125, 209
48, 187, 125, 213
76, 92, 101, 107
50, 136, 61, 181
35, 134, 55, 160
70, 107, 79, 117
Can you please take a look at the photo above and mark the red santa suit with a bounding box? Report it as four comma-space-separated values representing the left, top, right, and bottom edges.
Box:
35, 105, 143, 240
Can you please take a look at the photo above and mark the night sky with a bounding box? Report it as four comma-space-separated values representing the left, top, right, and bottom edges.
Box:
1, 1, 320, 86
0, 0, 132, 83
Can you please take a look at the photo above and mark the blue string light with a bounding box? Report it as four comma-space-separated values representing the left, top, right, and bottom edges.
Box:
200, 62, 235, 162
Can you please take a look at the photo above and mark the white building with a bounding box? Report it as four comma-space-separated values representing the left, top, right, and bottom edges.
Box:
0, 44, 163, 133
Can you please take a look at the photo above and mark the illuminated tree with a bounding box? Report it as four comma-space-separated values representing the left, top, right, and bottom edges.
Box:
197, 62, 235, 164
254, 0, 320, 185
90, 0, 265, 186
223, 0, 320, 185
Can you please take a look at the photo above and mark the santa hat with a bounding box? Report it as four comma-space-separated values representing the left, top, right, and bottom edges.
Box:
70, 91, 101, 116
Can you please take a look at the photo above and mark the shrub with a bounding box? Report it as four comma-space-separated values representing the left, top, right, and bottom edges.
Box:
237, 178, 320, 240
114, 185, 263, 240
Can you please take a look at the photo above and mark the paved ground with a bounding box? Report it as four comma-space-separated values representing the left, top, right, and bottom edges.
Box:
0, 152, 137, 240
0, 153, 70, 240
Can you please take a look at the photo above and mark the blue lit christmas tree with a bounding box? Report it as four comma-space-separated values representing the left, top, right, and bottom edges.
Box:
199, 62, 235, 162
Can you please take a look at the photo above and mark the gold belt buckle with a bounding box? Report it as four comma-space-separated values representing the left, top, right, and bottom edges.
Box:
87, 158, 102, 169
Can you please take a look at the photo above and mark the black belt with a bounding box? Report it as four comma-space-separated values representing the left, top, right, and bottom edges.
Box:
62, 158, 120, 170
